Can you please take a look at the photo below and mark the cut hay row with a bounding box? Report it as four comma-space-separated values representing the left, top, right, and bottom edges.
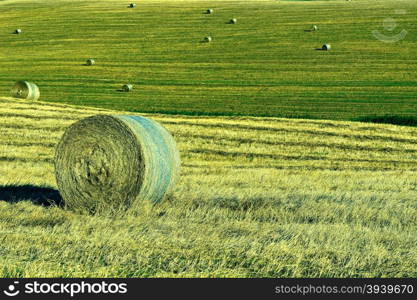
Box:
2, 98, 415, 148
2, 98, 417, 177
0, 97, 111, 115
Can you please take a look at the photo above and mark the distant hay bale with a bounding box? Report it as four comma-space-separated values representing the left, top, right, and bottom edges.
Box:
206, 9, 213, 14
11, 81, 40, 100
86, 59, 95, 66
14, 29, 22, 34
322, 44, 331, 50
129, 3, 136, 8
122, 84, 133, 92
54, 115, 181, 214
203, 36, 212, 43
312, 25, 318, 31
229, 18, 237, 24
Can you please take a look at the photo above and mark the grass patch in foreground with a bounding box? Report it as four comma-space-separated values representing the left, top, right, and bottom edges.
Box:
0, 98, 416, 277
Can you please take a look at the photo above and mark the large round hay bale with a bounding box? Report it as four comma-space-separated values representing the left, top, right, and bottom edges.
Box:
204, 36, 212, 43
312, 25, 318, 31
129, 3, 136, 8
14, 29, 22, 34
122, 84, 133, 92
86, 59, 95, 66
206, 9, 213, 14
11, 81, 40, 100
322, 44, 331, 50
54, 115, 181, 214
229, 18, 237, 24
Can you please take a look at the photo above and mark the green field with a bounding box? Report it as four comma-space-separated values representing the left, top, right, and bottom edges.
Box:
0, 0, 416, 119
0, 0, 416, 278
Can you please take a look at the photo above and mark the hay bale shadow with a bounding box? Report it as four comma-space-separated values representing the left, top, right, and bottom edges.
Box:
0, 185, 63, 207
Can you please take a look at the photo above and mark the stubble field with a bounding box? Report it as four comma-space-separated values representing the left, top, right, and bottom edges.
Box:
0, 0, 416, 277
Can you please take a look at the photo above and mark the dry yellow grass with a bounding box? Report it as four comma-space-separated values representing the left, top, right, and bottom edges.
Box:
0, 97, 416, 277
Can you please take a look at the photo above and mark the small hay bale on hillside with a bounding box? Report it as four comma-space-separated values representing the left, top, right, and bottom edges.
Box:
86, 59, 95, 66
203, 36, 212, 43
312, 25, 318, 31
129, 3, 136, 8
229, 18, 237, 24
122, 84, 133, 92
54, 115, 181, 214
322, 44, 331, 50
205, 9, 213, 14
14, 29, 22, 34
11, 81, 40, 100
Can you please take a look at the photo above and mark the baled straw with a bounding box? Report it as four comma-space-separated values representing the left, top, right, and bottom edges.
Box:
11, 81, 40, 100
122, 84, 133, 92
322, 44, 331, 50
54, 115, 181, 214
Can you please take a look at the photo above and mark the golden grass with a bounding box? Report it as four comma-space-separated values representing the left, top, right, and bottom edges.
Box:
0, 97, 416, 277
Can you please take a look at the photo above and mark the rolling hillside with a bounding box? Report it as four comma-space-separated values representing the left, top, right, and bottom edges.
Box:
0, 0, 416, 119
0, 97, 416, 277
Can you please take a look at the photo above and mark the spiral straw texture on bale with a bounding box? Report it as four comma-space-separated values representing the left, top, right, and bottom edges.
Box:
11, 81, 40, 100
54, 115, 181, 214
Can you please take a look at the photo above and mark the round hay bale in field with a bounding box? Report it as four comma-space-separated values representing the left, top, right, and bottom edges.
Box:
322, 44, 331, 50
312, 25, 318, 31
203, 36, 212, 43
86, 59, 95, 66
206, 9, 213, 14
229, 18, 237, 24
122, 84, 133, 92
129, 3, 136, 8
14, 29, 22, 34
11, 81, 40, 100
54, 114, 181, 214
